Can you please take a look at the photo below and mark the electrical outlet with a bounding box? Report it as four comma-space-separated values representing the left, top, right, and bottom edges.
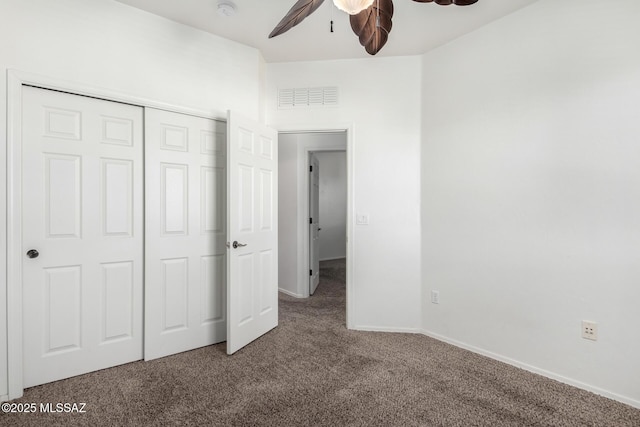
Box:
582, 320, 598, 341
431, 290, 440, 304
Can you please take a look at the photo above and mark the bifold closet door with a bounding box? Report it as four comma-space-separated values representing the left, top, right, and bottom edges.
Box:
22, 86, 144, 387
144, 108, 227, 361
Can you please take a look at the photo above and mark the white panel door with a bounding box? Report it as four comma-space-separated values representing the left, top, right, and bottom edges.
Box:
226, 111, 278, 355
22, 86, 143, 387
145, 108, 227, 360
309, 154, 320, 295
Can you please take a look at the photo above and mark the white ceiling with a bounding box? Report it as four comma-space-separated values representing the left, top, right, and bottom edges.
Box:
113, 0, 539, 63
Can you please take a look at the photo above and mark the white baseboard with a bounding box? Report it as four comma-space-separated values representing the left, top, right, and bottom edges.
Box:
278, 288, 305, 298
352, 325, 421, 334
421, 329, 640, 410
320, 256, 346, 262
0, 394, 8, 402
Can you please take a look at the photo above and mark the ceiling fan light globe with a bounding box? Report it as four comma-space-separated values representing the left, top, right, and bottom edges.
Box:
333, 0, 375, 15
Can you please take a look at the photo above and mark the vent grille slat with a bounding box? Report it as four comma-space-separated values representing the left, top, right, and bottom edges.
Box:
278, 86, 339, 109
323, 87, 339, 105
294, 88, 309, 106
278, 89, 294, 108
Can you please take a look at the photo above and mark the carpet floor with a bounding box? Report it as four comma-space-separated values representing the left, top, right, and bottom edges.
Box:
3, 258, 640, 426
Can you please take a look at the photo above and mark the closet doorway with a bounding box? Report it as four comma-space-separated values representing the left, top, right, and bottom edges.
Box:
7, 75, 278, 398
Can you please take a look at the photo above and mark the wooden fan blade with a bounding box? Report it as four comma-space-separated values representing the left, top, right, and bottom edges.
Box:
269, 0, 325, 38
412, 0, 479, 5
359, 13, 392, 47
349, 0, 394, 55
364, 30, 389, 55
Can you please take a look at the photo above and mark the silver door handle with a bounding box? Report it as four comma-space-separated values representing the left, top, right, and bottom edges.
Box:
232, 241, 247, 249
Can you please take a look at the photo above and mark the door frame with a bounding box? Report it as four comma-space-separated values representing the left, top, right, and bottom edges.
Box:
277, 127, 354, 329
5, 69, 226, 400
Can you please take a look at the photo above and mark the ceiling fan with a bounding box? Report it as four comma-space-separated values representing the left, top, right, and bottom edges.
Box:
269, 0, 479, 56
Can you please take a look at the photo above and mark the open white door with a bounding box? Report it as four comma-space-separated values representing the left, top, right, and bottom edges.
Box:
309, 154, 320, 295
226, 111, 278, 355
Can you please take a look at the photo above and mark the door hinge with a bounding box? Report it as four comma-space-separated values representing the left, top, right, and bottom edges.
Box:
309, 217, 312, 224
310, 165, 313, 172
309, 269, 313, 276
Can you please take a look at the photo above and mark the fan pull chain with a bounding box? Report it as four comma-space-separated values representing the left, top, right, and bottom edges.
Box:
330, 2, 334, 33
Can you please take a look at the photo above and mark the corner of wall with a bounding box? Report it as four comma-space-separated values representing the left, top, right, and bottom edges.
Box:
0, 69, 8, 398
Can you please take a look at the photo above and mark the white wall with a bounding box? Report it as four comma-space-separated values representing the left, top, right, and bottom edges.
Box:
316, 151, 347, 261
268, 57, 422, 332
421, 0, 640, 407
0, 0, 264, 399
278, 133, 347, 298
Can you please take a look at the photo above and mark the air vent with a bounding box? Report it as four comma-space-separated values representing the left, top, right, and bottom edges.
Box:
278, 87, 339, 109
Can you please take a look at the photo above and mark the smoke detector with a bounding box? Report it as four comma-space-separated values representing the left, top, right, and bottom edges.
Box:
217, 2, 237, 17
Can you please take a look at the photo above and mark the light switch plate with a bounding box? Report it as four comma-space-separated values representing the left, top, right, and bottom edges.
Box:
431, 290, 440, 304
356, 214, 369, 225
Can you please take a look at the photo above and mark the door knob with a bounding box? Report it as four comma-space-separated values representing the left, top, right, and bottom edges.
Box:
26, 249, 39, 259
232, 241, 247, 249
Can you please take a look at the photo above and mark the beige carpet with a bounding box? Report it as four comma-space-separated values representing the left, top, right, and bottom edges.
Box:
3, 258, 640, 426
